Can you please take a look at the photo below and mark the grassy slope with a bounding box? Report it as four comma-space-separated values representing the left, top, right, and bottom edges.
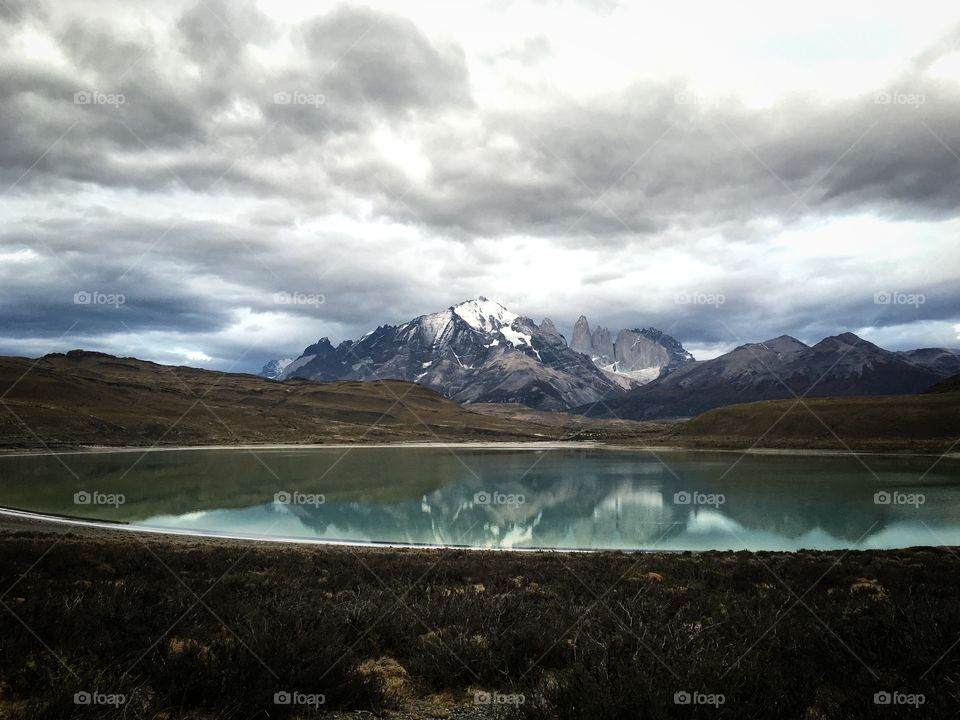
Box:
0, 352, 661, 450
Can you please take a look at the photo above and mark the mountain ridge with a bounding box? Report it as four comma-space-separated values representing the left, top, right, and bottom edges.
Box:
264, 299, 959, 418
278, 298, 625, 411
579, 331, 959, 420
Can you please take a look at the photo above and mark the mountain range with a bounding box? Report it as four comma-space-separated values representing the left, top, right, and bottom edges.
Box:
266, 298, 959, 418
580, 332, 960, 420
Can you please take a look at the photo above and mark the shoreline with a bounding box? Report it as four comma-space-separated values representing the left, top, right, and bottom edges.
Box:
1, 440, 957, 459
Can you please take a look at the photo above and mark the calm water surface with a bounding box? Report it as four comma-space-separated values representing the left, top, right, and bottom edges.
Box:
1, 447, 958, 551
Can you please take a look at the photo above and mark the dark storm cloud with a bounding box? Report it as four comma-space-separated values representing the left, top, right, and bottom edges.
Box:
0, 223, 235, 338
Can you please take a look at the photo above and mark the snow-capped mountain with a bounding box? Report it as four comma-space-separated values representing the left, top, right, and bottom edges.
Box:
570, 315, 694, 388
280, 298, 624, 410
258, 357, 294, 380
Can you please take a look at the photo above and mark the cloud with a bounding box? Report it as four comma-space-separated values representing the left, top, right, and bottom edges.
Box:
0, 0, 958, 369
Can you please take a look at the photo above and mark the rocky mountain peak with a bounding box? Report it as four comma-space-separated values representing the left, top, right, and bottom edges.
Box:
569, 316, 694, 386
754, 335, 808, 355
813, 332, 876, 352
259, 357, 294, 380
571, 315, 592, 351
539, 318, 562, 337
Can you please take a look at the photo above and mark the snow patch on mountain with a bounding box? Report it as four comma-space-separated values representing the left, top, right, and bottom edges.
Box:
601, 363, 662, 384
415, 309, 455, 346
453, 297, 540, 358
453, 297, 518, 332
500, 325, 539, 359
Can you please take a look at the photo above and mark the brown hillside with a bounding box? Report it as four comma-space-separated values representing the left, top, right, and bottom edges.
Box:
665, 393, 960, 453
0, 351, 660, 450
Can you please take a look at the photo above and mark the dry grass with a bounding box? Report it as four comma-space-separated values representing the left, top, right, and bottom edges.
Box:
1, 521, 959, 718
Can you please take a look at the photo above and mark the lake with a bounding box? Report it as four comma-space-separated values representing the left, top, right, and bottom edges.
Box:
1, 446, 958, 551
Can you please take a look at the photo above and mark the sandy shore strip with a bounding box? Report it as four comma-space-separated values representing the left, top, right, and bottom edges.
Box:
0, 440, 957, 459
0, 507, 619, 554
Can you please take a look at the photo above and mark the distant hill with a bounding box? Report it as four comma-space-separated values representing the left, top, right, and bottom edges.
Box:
663, 393, 960, 453
578, 333, 956, 420
924, 373, 960, 394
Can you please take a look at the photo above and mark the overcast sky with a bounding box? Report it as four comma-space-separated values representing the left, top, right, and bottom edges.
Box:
2, 0, 959, 370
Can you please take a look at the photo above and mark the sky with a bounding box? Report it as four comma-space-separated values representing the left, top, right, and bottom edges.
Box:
1, 0, 959, 370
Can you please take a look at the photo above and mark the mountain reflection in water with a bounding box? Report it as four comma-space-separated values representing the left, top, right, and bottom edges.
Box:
1, 448, 958, 551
